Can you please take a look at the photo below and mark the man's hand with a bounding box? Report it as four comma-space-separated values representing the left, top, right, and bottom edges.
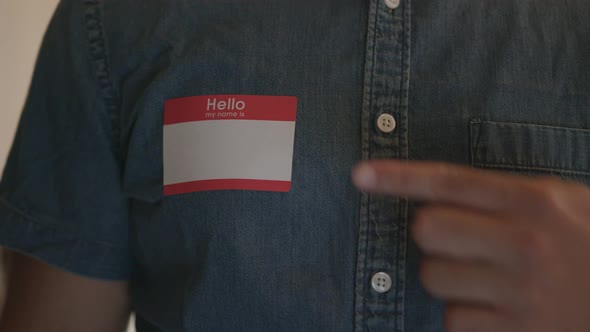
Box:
353, 160, 590, 332
0, 251, 130, 332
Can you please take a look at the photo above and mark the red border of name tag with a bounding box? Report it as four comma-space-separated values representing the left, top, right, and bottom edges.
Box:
163, 95, 297, 195
164, 95, 297, 124
163, 179, 292, 196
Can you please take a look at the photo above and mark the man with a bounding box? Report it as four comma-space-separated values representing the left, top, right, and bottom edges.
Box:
1, 0, 589, 331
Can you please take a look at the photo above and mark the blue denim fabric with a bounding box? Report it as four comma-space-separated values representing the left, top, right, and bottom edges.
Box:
1, 0, 589, 331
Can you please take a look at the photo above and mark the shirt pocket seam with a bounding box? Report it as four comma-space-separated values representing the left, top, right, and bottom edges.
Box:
470, 119, 590, 178
471, 163, 590, 178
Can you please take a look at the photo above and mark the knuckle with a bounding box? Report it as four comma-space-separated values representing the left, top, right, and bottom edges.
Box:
444, 305, 467, 332
512, 229, 551, 266
529, 178, 565, 211
413, 207, 432, 224
432, 163, 453, 177
431, 164, 460, 199
412, 207, 437, 241
418, 259, 438, 290
516, 281, 544, 316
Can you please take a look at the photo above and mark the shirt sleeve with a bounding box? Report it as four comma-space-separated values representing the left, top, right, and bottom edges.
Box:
0, 0, 129, 280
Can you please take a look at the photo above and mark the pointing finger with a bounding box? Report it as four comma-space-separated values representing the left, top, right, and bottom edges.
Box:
352, 160, 538, 213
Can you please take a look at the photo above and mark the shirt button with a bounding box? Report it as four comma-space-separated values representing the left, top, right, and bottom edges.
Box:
371, 272, 392, 293
377, 113, 397, 134
384, 0, 400, 10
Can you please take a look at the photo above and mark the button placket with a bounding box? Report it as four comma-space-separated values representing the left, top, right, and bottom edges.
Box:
371, 272, 393, 293
384, 0, 400, 10
354, 0, 412, 330
377, 113, 397, 134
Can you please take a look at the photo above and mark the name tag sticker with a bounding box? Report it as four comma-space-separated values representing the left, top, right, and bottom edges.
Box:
163, 95, 298, 196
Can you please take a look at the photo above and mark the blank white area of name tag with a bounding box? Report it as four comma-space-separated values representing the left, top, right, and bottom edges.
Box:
163, 120, 296, 186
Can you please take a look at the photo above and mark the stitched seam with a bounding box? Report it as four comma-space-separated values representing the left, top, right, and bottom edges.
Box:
470, 121, 590, 176
409, 74, 590, 98
0, 198, 126, 249
354, 1, 380, 330
83, 0, 121, 157
473, 163, 590, 177
477, 120, 590, 135
396, 0, 411, 331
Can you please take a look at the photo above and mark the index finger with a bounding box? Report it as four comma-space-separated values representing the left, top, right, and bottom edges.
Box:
352, 160, 538, 212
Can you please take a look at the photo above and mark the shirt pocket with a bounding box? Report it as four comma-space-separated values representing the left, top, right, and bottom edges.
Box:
469, 120, 590, 186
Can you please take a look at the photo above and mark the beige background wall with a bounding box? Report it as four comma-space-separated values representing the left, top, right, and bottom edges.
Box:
0, 2, 134, 330
0, 1, 58, 164
0, 0, 60, 311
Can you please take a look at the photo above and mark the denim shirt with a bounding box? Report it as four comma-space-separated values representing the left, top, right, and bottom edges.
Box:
1, 1, 589, 331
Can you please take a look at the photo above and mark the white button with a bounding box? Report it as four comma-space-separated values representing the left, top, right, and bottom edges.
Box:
384, 0, 400, 10
371, 272, 392, 293
377, 113, 397, 134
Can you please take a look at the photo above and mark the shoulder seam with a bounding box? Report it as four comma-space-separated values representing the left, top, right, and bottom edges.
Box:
83, 0, 122, 157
